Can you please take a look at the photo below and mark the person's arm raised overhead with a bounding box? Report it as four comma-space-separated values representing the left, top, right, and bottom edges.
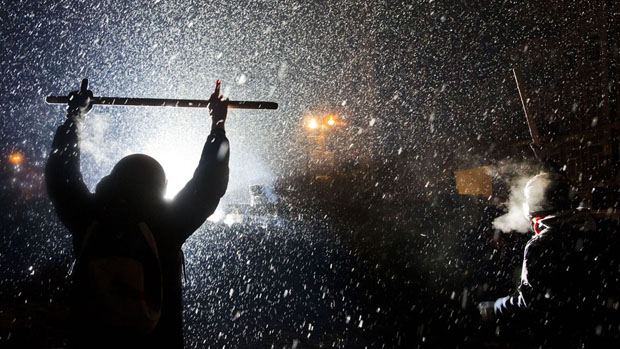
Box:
170, 80, 230, 240
45, 79, 95, 236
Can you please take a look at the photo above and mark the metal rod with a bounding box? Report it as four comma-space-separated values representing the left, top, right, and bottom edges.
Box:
512, 68, 540, 147
46, 96, 278, 110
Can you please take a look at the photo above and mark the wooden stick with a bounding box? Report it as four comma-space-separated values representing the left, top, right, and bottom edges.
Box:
45, 95, 278, 110
513, 68, 540, 147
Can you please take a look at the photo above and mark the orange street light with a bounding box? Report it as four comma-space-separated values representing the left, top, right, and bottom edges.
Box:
9, 153, 23, 165
304, 113, 342, 132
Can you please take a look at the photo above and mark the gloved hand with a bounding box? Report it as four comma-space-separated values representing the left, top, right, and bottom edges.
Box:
209, 80, 227, 131
66, 79, 93, 121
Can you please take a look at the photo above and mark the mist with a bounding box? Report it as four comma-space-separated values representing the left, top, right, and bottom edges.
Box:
493, 170, 554, 234
493, 176, 532, 233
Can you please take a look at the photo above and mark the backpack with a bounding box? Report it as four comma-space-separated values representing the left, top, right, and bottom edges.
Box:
73, 218, 163, 334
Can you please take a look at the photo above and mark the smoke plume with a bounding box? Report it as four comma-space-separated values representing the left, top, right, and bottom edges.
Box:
80, 113, 113, 164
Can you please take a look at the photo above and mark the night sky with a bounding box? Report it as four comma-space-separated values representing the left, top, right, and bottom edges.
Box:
0, 0, 538, 199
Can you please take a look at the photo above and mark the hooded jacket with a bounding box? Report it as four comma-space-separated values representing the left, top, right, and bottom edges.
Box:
492, 209, 618, 344
45, 119, 229, 348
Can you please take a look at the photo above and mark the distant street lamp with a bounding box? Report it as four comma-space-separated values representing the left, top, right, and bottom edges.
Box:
304, 114, 339, 131
303, 114, 343, 175
9, 153, 23, 165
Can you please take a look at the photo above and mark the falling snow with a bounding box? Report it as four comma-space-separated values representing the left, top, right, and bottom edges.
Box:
1, 0, 620, 348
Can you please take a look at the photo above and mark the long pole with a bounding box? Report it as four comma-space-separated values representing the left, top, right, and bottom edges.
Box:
46, 95, 278, 110
512, 68, 540, 147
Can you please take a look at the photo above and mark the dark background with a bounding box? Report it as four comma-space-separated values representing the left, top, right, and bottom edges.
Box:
1, 0, 618, 347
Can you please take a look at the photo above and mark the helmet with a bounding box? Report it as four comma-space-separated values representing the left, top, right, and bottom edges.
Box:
523, 172, 573, 219
96, 154, 167, 208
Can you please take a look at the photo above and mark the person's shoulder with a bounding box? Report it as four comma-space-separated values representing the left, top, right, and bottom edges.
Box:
144, 202, 187, 245
523, 231, 556, 259
526, 231, 550, 247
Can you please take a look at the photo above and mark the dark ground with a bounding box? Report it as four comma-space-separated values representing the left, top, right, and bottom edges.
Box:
0, 173, 538, 348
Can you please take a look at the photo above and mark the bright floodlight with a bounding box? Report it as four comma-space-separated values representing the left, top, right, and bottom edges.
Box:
327, 115, 336, 126
308, 118, 319, 129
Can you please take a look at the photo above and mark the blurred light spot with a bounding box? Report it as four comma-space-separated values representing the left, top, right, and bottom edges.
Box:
10, 153, 23, 165
308, 118, 319, 129
236, 74, 247, 85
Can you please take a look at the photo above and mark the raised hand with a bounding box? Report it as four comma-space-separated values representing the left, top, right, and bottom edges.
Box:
209, 80, 227, 131
67, 78, 94, 121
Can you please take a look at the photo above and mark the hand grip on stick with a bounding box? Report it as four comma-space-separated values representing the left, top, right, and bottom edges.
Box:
46, 79, 278, 110
46, 96, 278, 110
80, 79, 89, 94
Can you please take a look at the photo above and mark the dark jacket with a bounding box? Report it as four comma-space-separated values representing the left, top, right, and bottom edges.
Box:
492, 211, 619, 345
45, 119, 229, 348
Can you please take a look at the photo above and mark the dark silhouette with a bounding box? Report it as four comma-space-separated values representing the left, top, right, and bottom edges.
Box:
479, 171, 620, 346
45, 80, 229, 348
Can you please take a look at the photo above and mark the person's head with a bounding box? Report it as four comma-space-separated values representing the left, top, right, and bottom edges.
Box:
523, 172, 574, 233
95, 154, 167, 211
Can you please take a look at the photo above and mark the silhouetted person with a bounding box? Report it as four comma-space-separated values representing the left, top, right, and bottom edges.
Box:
45, 80, 229, 348
479, 171, 619, 346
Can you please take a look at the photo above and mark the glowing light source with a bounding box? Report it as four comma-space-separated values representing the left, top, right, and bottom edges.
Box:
151, 147, 200, 199
327, 115, 336, 126
9, 153, 23, 165
142, 122, 205, 199
307, 118, 319, 129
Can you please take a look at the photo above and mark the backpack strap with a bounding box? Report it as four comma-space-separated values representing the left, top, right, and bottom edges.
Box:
79, 221, 99, 259
71, 221, 158, 275
137, 222, 160, 260
69, 220, 99, 276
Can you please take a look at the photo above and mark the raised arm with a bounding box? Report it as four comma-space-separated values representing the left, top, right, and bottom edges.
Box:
45, 80, 95, 237
169, 81, 230, 241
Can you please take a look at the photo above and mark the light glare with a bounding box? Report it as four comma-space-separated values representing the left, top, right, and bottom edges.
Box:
9, 153, 23, 165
